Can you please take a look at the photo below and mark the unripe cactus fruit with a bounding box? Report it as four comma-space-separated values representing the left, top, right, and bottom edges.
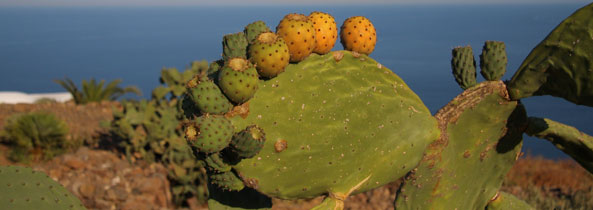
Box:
340, 16, 377, 55
248, 32, 291, 78
244, 21, 271, 44
308, 11, 338, 55
185, 114, 234, 153
451, 46, 477, 90
218, 58, 260, 104
187, 76, 233, 114
230, 125, 266, 158
480, 41, 507, 81
276, 13, 316, 62
222, 32, 249, 61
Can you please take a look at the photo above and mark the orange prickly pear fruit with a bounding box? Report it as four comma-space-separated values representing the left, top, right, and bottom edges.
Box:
308, 11, 337, 54
340, 16, 377, 55
276, 13, 316, 62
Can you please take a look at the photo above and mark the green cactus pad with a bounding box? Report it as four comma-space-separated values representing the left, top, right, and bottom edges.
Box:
485, 192, 534, 210
394, 81, 525, 210
451, 46, 477, 90
479, 41, 508, 81
244, 21, 271, 44
222, 32, 249, 61
230, 125, 266, 159
229, 51, 439, 200
205, 152, 232, 173
210, 171, 245, 191
507, 3, 593, 106
218, 58, 260, 104
525, 117, 593, 173
186, 115, 234, 154
187, 77, 233, 114
0, 165, 86, 210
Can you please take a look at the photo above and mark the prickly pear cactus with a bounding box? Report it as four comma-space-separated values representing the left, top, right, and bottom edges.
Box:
248, 32, 290, 78
507, 2, 593, 106
479, 41, 508, 81
394, 81, 525, 210
228, 51, 439, 201
308, 11, 338, 54
276, 13, 316, 62
340, 16, 377, 55
451, 46, 477, 90
0, 165, 86, 210
244, 21, 271, 44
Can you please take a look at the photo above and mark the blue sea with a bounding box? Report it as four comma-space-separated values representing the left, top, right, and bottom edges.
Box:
1, 4, 592, 159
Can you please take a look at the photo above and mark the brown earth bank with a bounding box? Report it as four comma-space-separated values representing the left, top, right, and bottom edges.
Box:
0, 102, 592, 210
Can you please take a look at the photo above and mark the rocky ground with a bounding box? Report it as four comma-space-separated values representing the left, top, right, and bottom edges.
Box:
1, 101, 592, 210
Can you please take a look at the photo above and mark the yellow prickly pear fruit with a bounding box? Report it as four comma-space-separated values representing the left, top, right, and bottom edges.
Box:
308, 11, 337, 55
276, 13, 316, 62
340, 16, 377, 55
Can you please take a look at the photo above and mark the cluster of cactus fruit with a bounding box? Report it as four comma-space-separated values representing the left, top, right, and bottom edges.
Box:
180, 4, 593, 210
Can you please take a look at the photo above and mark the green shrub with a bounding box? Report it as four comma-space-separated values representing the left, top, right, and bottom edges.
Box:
54, 78, 141, 104
0, 112, 69, 162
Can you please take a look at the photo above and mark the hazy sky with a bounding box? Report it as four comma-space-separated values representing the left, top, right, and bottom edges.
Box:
0, 0, 591, 7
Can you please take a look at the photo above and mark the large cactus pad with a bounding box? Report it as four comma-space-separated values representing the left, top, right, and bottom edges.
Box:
229, 51, 439, 199
507, 3, 593, 106
395, 81, 525, 210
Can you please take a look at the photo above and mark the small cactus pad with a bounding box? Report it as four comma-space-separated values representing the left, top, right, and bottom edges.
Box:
218, 58, 260, 104
248, 32, 291, 78
244, 21, 271, 44
210, 171, 245, 191
229, 51, 439, 199
205, 152, 232, 173
507, 3, 593, 107
0, 165, 86, 210
479, 41, 507, 81
486, 192, 534, 210
222, 32, 249, 61
187, 76, 233, 114
340, 16, 377, 55
276, 13, 316, 62
395, 81, 526, 210
231, 125, 266, 158
525, 117, 593, 173
308, 11, 338, 54
451, 46, 477, 90
185, 114, 234, 153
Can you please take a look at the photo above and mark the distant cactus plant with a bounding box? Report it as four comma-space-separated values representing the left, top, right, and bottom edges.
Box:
54, 78, 141, 104
1, 112, 69, 162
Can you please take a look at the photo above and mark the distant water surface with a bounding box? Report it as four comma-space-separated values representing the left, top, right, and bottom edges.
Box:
1, 4, 592, 159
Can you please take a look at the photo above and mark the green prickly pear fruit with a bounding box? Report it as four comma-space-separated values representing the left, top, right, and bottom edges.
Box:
218, 58, 260, 104
244, 21, 271, 44
248, 32, 290, 78
186, 76, 233, 115
205, 152, 232, 173
479, 41, 507, 81
276, 13, 316, 62
451, 46, 477, 90
0, 165, 86, 210
222, 32, 249, 61
185, 114, 234, 154
231, 125, 266, 158
210, 171, 245, 191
